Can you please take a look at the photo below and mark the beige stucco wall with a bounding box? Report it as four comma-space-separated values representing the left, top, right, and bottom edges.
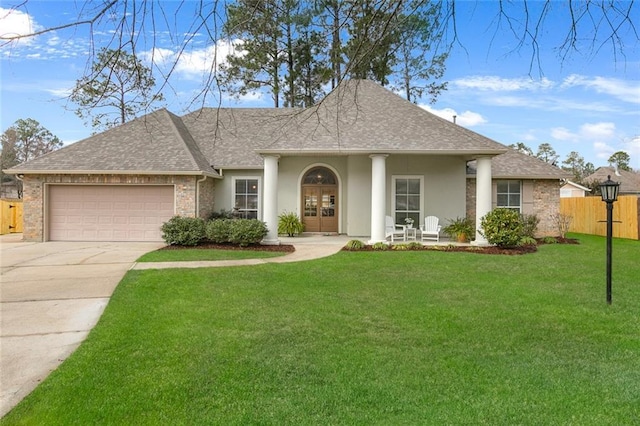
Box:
20, 174, 205, 242
222, 154, 468, 237
466, 178, 561, 237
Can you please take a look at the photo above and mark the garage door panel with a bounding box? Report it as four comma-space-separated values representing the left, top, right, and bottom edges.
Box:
49, 185, 175, 241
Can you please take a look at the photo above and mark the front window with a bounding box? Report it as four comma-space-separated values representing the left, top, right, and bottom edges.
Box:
393, 176, 423, 225
233, 178, 260, 219
496, 180, 521, 211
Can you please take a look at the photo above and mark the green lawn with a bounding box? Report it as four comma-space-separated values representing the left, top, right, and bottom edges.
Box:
136, 247, 287, 262
3, 234, 639, 425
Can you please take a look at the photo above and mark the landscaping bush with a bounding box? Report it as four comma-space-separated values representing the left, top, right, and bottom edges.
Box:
480, 208, 523, 248
278, 211, 305, 236
345, 239, 365, 250
205, 219, 233, 243
372, 242, 389, 251
207, 209, 238, 220
229, 219, 268, 246
520, 213, 539, 238
161, 216, 206, 246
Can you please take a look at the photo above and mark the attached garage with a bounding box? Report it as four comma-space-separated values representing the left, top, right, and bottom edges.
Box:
48, 185, 175, 241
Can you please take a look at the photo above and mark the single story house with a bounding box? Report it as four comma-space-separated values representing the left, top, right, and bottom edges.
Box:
6, 79, 568, 244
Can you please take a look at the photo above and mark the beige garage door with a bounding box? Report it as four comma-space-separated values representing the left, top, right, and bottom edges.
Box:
48, 185, 175, 241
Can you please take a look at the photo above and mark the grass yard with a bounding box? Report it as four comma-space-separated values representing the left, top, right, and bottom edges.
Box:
3, 234, 639, 425
136, 247, 288, 262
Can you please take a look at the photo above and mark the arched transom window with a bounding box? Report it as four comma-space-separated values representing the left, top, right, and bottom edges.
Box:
303, 167, 337, 185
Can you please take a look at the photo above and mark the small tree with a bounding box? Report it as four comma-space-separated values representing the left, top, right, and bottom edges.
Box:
552, 213, 573, 239
1, 119, 63, 198
70, 48, 164, 132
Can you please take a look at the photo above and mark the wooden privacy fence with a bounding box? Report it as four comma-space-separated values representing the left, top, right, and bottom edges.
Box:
560, 195, 640, 240
0, 199, 23, 235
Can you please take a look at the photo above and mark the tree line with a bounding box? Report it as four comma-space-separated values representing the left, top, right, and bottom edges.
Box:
508, 142, 635, 191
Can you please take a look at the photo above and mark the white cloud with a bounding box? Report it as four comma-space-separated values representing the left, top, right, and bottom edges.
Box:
562, 74, 640, 104
419, 105, 487, 127
452, 76, 554, 92
141, 39, 243, 80
580, 122, 616, 139
0, 7, 41, 45
551, 127, 579, 142
593, 141, 616, 160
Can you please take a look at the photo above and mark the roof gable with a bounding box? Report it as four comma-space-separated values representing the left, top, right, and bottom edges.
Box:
7, 109, 218, 176
256, 79, 507, 155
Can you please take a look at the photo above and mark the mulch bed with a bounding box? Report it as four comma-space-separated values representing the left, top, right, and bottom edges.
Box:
162, 238, 578, 256
342, 237, 579, 255
160, 243, 296, 253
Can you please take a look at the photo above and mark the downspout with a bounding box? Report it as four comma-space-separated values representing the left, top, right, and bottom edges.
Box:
195, 175, 207, 218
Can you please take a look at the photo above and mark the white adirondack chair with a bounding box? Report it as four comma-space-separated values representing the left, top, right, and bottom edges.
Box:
420, 216, 441, 242
385, 215, 406, 242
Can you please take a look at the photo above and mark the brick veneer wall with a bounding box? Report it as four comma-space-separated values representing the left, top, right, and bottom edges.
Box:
20, 174, 210, 241
466, 178, 561, 237
198, 176, 216, 219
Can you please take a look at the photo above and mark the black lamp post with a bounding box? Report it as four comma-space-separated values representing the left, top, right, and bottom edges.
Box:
599, 175, 620, 305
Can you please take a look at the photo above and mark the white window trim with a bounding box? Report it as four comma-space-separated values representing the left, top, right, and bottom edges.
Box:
232, 176, 262, 219
496, 179, 522, 212
391, 175, 424, 222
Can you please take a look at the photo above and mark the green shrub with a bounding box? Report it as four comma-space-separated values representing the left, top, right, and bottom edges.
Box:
480, 208, 523, 248
207, 209, 238, 220
520, 214, 540, 238
372, 242, 389, 251
229, 219, 268, 246
518, 236, 537, 246
278, 211, 305, 236
392, 243, 410, 251
205, 219, 233, 243
543, 236, 558, 244
161, 216, 206, 246
345, 239, 365, 250
407, 242, 423, 250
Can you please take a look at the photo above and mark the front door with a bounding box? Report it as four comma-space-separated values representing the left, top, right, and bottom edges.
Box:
301, 167, 338, 233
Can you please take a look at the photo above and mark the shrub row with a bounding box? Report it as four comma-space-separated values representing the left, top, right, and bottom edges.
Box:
161, 216, 268, 247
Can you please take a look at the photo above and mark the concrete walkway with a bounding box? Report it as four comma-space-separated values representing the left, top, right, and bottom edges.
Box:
0, 233, 348, 417
131, 234, 351, 270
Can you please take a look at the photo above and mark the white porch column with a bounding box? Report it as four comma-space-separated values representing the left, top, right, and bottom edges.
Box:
369, 154, 388, 244
262, 155, 280, 245
472, 156, 493, 246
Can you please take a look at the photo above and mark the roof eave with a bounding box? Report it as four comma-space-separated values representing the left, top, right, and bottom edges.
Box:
5, 169, 222, 178
256, 148, 508, 156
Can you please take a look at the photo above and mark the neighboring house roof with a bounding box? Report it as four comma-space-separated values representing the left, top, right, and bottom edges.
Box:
6, 109, 219, 177
584, 167, 640, 194
561, 180, 591, 192
7, 79, 543, 175
467, 148, 570, 179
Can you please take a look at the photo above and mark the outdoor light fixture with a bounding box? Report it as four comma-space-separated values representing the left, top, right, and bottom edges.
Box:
599, 175, 620, 305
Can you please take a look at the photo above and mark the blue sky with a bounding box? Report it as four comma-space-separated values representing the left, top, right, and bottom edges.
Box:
1, 1, 639, 170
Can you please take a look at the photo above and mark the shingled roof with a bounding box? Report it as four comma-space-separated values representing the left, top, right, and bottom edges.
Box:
467, 148, 570, 179
584, 167, 640, 194
8, 80, 517, 173
6, 109, 218, 176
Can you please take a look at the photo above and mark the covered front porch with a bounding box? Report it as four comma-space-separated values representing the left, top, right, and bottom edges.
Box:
260, 154, 495, 247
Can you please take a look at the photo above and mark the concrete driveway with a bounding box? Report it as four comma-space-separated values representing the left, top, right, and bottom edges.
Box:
0, 234, 164, 417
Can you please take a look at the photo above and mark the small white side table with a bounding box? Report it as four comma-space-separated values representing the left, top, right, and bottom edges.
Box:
405, 227, 417, 241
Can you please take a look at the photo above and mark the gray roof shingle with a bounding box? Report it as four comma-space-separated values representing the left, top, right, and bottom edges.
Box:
584, 167, 640, 194
10, 80, 565, 176
7, 109, 218, 176
467, 148, 570, 179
